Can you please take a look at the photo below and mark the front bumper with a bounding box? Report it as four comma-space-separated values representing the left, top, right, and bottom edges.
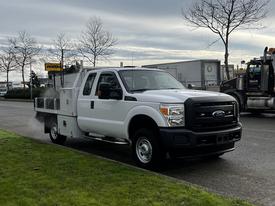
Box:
159, 123, 242, 157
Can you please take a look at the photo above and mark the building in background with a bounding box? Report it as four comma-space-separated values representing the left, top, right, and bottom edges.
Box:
143, 59, 221, 90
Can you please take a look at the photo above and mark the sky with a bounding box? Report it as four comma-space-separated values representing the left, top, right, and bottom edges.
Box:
1, 0, 275, 81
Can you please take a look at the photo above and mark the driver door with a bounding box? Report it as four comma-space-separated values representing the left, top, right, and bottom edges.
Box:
91, 71, 129, 138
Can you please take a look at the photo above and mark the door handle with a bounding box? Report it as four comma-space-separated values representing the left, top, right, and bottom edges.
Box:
90, 101, 94, 109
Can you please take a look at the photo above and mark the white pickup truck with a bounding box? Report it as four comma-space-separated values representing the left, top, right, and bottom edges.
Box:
35, 67, 242, 168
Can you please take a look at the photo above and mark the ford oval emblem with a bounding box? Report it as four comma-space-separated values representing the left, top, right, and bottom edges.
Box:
212, 110, 225, 118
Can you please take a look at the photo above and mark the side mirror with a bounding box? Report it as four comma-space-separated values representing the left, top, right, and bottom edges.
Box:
98, 82, 111, 99
109, 89, 123, 100
98, 82, 123, 100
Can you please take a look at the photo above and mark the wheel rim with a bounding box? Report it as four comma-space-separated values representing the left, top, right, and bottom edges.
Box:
50, 124, 58, 140
136, 137, 153, 164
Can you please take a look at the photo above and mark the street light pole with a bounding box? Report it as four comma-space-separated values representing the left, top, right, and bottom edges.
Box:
61, 49, 64, 87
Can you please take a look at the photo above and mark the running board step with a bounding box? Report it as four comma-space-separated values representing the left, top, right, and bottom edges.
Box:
84, 135, 129, 145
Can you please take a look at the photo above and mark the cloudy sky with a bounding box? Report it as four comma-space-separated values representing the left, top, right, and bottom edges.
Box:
1, 0, 275, 81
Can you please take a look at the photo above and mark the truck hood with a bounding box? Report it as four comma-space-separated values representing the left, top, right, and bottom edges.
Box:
132, 89, 230, 103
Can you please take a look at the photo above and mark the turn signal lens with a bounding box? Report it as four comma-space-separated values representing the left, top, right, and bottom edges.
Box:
160, 107, 169, 116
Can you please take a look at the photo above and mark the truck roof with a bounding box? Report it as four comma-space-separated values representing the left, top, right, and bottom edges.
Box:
84, 66, 163, 72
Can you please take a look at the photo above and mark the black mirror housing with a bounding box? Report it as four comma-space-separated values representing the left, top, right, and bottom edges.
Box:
98, 82, 123, 100
98, 82, 111, 99
109, 89, 123, 100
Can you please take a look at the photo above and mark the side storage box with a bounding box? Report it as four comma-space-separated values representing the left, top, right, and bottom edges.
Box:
58, 115, 82, 138
59, 88, 79, 116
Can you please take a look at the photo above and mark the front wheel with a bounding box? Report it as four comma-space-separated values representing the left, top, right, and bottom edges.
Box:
132, 128, 163, 169
49, 122, 66, 145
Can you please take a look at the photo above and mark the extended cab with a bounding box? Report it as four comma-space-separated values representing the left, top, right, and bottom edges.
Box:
35, 67, 242, 168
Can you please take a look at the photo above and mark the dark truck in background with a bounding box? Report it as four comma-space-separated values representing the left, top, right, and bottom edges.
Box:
221, 47, 275, 113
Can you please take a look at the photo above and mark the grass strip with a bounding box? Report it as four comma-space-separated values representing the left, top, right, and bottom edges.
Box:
0, 129, 252, 206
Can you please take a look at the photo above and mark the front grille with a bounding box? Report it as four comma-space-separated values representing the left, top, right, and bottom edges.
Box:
185, 98, 238, 132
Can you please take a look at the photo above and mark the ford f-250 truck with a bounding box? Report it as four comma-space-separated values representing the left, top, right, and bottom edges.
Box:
35, 67, 242, 168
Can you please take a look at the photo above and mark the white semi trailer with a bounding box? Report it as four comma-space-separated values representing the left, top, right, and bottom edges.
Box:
35, 67, 242, 168
143, 59, 221, 90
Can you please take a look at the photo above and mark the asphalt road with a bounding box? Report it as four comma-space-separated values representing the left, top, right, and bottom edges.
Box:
0, 100, 274, 206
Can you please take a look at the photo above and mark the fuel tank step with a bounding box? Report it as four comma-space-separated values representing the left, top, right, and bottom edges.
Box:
84, 133, 130, 145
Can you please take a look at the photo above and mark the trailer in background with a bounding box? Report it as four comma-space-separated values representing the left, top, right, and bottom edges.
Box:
143, 59, 221, 90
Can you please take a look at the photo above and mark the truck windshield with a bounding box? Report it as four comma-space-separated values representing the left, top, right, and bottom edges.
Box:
119, 70, 184, 92
248, 64, 261, 75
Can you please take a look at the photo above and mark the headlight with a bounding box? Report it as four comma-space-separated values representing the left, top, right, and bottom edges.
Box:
160, 104, 185, 127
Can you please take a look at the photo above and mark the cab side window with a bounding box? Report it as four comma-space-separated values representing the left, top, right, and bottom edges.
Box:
83, 73, 96, 95
248, 65, 261, 89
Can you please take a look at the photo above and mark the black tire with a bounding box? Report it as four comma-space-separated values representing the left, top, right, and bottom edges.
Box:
49, 121, 66, 145
230, 94, 242, 112
132, 128, 163, 169
249, 109, 262, 115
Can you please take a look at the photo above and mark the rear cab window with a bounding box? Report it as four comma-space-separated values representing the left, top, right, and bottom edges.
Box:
83, 73, 97, 96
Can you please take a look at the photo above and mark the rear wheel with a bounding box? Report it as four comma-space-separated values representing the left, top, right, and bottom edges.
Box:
132, 128, 163, 169
49, 122, 66, 144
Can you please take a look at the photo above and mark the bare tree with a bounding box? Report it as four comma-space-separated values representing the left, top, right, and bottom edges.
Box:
0, 43, 17, 91
78, 17, 117, 67
48, 32, 76, 67
183, 0, 269, 79
10, 31, 40, 90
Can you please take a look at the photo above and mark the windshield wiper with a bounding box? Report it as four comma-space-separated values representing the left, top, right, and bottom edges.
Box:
131, 89, 149, 92
164, 88, 180, 89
